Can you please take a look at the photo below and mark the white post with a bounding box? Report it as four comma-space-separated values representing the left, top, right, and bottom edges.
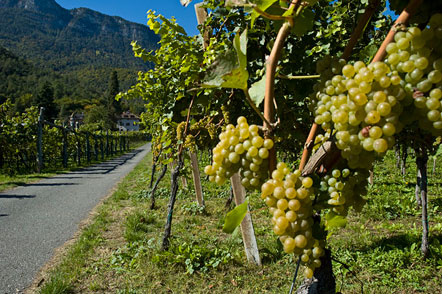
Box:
190, 151, 205, 206
230, 173, 261, 266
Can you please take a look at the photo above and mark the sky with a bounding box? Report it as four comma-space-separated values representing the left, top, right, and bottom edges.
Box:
55, 0, 203, 36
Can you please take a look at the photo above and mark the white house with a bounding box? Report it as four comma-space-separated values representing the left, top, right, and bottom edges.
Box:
117, 111, 140, 131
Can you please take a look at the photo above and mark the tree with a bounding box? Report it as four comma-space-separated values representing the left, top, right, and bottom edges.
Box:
108, 70, 122, 124
84, 104, 114, 130
33, 81, 57, 121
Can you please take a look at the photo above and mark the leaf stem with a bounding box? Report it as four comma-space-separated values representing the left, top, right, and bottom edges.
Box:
277, 74, 320, 80
252, 6, 293, 22
243, 89, 273, 129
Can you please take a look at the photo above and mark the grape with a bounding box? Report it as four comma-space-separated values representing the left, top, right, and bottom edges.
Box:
205, 117, 273, 191
260, 162, 326, 278
383, 21, 442, 132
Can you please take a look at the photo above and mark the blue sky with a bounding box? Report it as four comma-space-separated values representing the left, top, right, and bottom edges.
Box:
55, 0, 203, 36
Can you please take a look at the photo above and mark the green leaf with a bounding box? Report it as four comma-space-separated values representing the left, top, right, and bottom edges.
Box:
233, 29, 248, 69
251, 0, 279, 28
249, 75, 266, 107
325, 211, 347, 231
222, 200, 248, 234
201, 49, 248, 90
292, 8, 315, 37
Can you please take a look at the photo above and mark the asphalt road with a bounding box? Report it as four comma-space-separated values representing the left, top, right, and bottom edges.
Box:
0, 143, 150, 294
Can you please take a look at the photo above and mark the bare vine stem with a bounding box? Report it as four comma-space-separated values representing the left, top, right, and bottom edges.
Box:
243, 89, 273, 129
263, 0, 302, 171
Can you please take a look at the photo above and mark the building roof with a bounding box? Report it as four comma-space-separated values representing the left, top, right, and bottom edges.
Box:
120, 111, 140, 120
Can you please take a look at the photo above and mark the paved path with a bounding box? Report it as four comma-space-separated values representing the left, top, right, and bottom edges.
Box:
0, 143, 150, 294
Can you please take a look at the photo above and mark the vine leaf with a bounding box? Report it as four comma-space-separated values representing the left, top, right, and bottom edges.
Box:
249, 74, 266, 107
292, 8, 315, 37
233, 28, 248, 69
223, 200, 248, 234
325, 211, 347, 233
201, 30, 248, 90
251, 0, 279, 27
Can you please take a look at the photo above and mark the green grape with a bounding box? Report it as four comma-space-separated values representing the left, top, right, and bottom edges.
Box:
430, 88, 442, 99
426, 98, 440, 110
373, 138, 388, 153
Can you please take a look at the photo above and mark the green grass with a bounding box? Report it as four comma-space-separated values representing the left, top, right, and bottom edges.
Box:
35, 150, 442, 294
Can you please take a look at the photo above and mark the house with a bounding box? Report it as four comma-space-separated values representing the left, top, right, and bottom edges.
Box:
117, 111, 140, 131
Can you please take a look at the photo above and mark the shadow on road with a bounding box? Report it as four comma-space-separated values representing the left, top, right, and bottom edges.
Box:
0, 194, 36, 199
0, 214, 8, 217
71, 149, 143, 175
22, 183, 78, 187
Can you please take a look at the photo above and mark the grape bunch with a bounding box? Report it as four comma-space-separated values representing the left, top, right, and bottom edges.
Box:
204, 116, 273, 190
317, 167, 368, 216
384, 13, 442, 134
311, 58, 407, 169
261, 163, 324, 278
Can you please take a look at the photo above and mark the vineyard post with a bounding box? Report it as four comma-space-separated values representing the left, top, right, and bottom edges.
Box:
94, 134, 98, 161
100, 132, 104, 160
36, 107, 44, 173
86, 132, 91, 163
110, 134, 114, 156
231, 173, 262, 266
182, 3, 208, 208
106, 130, 109, 156
76, 125, 81, 166
189, 151, 205, 207
62, 127, 68, 168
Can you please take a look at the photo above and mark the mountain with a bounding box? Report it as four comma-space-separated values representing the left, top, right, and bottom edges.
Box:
0, 0, 159, 71
0, 0, 159, 118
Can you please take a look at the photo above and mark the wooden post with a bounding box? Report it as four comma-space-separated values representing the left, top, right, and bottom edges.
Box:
194, 3, 209, 48
100, 133, 104, 160
94, 134, 98, 161
119, 134, 123, 152
106, 130, 109, 156
86, 132, 91, 163
181, 176, 188, 188
36, 107, 44, 173
230, 173, 261, 266
189, 151, 205, 206
62, 128, 68, 168
76, 135, 81, 166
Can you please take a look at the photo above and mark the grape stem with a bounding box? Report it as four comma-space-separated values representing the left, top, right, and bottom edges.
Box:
341, 0, 381, 60
243, 89, 274, 130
